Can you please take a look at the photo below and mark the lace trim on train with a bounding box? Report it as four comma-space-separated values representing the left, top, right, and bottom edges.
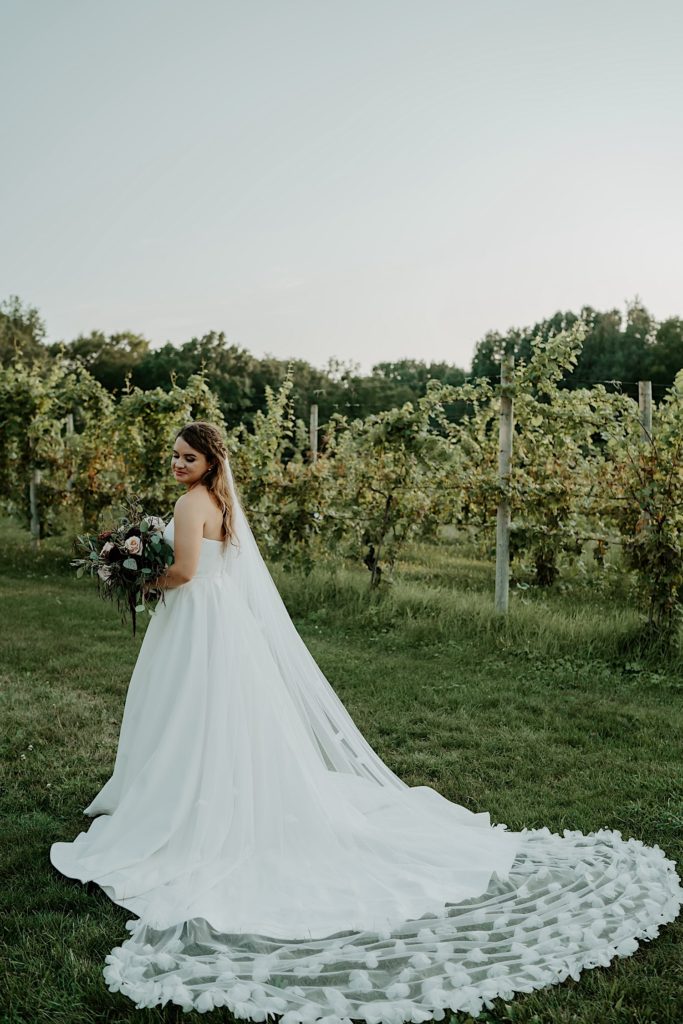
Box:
103, 826, 682, 1021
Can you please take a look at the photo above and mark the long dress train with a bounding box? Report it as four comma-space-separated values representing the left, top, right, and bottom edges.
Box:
50, 517, 682, 1021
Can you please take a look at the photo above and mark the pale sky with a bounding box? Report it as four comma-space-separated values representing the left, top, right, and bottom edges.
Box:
2, 0, 682, 374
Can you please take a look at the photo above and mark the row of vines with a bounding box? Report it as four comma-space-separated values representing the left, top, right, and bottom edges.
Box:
1, 319, 682, 638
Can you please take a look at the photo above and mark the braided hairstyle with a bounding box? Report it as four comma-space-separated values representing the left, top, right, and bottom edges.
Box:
174, 421, 239, 550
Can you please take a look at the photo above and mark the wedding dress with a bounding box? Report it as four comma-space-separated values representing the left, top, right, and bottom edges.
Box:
50, 459, 682, 1021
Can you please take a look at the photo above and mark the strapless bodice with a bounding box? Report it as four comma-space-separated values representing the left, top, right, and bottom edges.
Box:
162, 518, 237, 579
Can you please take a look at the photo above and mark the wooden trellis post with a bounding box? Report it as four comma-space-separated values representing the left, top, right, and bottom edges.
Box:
638, 380, 652, 442
29, 468, 41, 542
309, 403, 319, 463
495, 353, 514, 614
65, 411, 75, 492
638, 381, 653, 533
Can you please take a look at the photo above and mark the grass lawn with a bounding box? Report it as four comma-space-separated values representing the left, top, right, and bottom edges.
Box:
1, 521, 681, 1024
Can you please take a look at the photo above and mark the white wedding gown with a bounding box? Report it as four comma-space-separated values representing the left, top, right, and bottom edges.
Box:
51, 517, 683, 1022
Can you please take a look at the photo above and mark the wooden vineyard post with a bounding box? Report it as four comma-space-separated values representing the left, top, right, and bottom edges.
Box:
29, 468, 41, 543
638, 380, 652, 443
638, 381, 653, 532
309, 403, 319, 463
495, 353, 514, 614
65, 411, 75, 492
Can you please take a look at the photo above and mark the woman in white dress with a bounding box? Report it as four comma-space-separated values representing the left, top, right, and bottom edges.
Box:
51, 421, 682, 1021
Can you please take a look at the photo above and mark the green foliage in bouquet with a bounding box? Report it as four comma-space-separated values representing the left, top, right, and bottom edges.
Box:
72, 496, 174, 635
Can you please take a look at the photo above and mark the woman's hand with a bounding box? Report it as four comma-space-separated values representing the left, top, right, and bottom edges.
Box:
141, 574, 165, 600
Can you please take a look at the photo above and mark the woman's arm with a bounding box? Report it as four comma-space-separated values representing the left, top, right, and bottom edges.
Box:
156, 492, 205, 589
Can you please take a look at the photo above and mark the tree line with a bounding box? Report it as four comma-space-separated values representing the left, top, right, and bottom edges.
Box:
2, 293, 682, 429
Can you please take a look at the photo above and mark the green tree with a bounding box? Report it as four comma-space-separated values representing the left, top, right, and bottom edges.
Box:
645, 317, 683, 388
132, 332, 256, 418
0, 294, 47, 365
49, 330, 151, 392
467, 302, 679, 399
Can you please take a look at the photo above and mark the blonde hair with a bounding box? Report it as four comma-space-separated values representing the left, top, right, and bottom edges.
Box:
175, 421, 239, 550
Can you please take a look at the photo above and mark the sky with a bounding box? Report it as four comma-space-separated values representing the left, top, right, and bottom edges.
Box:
1, 0, 682, 375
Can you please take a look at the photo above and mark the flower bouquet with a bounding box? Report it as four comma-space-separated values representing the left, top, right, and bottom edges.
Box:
72, 497, 174, 635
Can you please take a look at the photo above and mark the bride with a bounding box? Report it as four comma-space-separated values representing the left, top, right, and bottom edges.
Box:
51, 421, 682, 1021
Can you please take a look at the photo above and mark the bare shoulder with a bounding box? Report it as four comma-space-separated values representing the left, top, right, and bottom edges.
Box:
175, 485, 213, 514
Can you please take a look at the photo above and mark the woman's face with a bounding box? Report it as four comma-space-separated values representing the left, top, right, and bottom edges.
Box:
172, 435, 213, 487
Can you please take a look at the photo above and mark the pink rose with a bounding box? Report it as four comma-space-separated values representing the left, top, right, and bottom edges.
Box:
124, 535, 143, 555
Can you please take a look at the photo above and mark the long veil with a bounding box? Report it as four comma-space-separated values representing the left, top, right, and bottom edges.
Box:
223, 455, 406, 790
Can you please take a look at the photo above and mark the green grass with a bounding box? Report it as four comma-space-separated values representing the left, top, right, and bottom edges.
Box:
1, 521, 682, 1024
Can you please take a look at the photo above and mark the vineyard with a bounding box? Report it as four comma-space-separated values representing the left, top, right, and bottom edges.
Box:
2, 319, 683, 642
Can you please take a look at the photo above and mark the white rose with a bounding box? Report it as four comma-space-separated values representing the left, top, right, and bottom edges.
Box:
97, 565, 112, 580
124, 535, 143, 555
100, 541, 114, 556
